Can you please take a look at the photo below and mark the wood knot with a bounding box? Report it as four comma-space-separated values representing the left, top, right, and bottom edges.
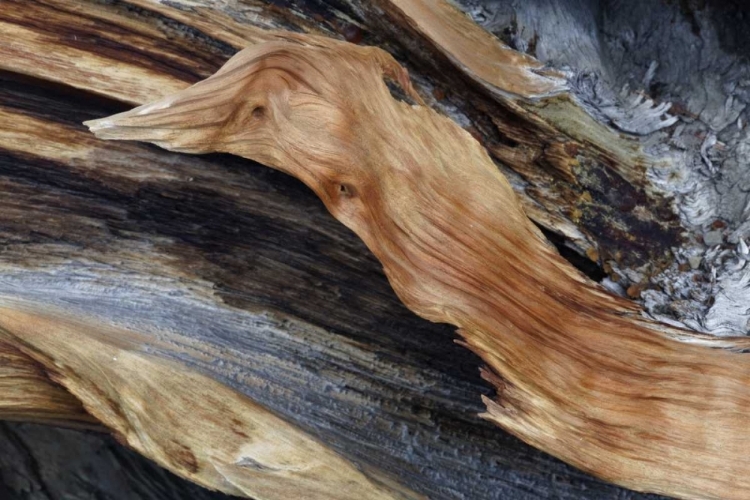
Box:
338, 183, 355, 198
251, 106, 266, 119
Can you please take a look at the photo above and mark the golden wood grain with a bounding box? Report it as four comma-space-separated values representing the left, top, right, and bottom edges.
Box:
0, 1, 187, 104
0, 97, 421, 500
375, 0, 566, 98
0, 340, 97, 428
87, 34, 750, 500
0, 304, 421, 500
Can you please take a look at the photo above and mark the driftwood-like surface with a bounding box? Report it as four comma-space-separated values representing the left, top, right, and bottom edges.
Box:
1, 0, 749, 499
0, 341, 95, 428
0, 2, 660, 498
89, 24, 750, 500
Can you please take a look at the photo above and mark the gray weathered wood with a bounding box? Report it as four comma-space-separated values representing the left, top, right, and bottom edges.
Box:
2, 0, 748, 498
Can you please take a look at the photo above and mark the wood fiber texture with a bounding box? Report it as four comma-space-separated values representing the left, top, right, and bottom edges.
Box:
0, 1, 656, 498
87, 25, 750, 500
3, 0, 747, 499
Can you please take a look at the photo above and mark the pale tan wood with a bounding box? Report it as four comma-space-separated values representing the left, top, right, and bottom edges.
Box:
0, 304, 420, 500
375, 0, 566, 98
87, 33, 750, 500
0, 340, 96, 427
0, 1, 742, 499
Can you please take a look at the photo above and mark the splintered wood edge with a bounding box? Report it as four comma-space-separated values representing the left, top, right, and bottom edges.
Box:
0, 303, 421, 500
1, 0, 564, 103
377, 0, 567, 99
0, 340, 98, 428
2, 1, 747, 499
85, 31, 750, 500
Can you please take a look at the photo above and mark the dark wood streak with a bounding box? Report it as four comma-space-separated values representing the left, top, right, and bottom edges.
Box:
335, 0, 683, 271
2, 0, 232, 83
0, 67, 663, 499
0, 0, 683, 282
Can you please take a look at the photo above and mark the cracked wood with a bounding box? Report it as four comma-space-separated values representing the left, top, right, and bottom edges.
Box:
88, 29, 750, 500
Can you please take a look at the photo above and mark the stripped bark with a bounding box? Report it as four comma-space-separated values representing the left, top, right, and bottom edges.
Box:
1, 1, 748, 499
0, 3, 652, 497
87, 28, 750, 500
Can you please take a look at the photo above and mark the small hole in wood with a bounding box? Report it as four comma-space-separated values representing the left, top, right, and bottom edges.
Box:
338, 183, 354, 197
251, 106, 265, 119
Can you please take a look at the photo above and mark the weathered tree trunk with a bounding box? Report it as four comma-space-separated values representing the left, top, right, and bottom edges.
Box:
1, 0, 748, 499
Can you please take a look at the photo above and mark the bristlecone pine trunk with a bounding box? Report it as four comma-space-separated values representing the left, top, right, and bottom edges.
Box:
1, 1, 749, 500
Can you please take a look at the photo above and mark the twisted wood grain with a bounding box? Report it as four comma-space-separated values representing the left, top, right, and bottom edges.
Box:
86, 34, 750, 500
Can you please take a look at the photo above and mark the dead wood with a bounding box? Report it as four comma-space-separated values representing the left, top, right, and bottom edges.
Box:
86, 26, 750, 500
1, 1, 749, 500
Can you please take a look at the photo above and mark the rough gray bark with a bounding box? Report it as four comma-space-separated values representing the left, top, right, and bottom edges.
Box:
461, 0, 750, 335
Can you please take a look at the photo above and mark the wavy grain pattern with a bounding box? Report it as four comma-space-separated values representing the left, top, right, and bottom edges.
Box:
0, 340, 96, 427
87, 33, 750, 500
373, 0, 566, 98
0, 304, 420, 500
